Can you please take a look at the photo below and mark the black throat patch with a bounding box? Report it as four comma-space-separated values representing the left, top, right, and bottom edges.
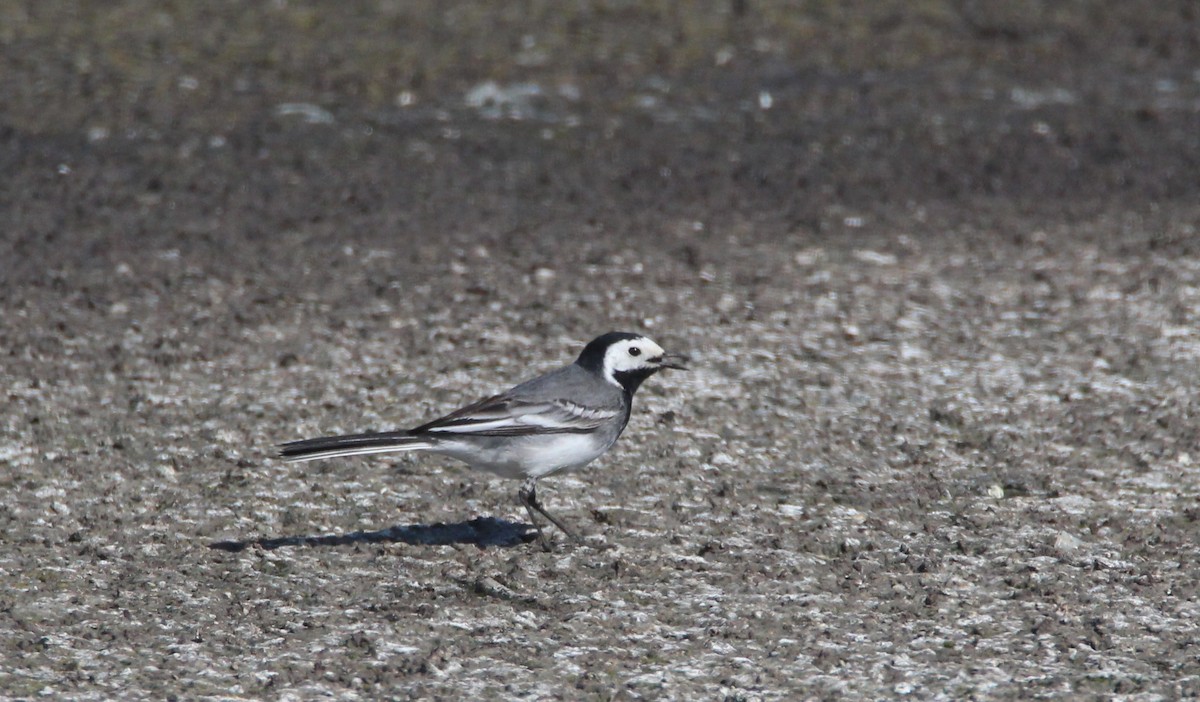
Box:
612, 367, 659, 396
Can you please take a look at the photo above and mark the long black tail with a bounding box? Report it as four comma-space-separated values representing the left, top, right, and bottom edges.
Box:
277, 431, 435, 462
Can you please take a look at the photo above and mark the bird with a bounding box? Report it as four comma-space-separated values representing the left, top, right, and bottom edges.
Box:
278, 332, 688, 548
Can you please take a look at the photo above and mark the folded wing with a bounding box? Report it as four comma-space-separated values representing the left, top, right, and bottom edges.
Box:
412, 394, 619, 437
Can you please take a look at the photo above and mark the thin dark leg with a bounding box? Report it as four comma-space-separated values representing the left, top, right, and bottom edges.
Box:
518, 479, 579, 550
518, 480, 549, 550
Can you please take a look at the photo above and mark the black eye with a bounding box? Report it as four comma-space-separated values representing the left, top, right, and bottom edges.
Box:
628, 347, 641, 357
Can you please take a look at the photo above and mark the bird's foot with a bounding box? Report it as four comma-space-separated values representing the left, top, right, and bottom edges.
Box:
519, 479, 583, 551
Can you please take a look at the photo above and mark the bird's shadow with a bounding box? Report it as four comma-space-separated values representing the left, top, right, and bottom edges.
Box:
208, 516, 538, 552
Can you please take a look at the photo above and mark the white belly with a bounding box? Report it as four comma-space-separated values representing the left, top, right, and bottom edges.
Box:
433, 433, 611, 480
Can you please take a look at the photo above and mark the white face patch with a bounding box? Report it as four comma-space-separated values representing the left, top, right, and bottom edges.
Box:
601, 337, 667, 387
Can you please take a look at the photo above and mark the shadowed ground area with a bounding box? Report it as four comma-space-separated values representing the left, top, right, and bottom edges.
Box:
208, 517, 536, 552
2, 1, 1200, 699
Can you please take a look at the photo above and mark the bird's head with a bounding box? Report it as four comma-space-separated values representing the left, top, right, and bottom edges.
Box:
576, 331, 689, 394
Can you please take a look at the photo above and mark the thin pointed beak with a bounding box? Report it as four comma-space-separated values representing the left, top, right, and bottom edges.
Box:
658, 353, 690, 371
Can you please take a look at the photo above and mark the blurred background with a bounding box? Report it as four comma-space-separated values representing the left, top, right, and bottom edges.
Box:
5, 0, 1198, 258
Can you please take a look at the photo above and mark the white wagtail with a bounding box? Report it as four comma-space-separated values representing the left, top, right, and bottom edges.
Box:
278, 332, 688, 548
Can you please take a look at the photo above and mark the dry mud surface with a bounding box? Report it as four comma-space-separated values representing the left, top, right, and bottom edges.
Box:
3, 2, 1200, 700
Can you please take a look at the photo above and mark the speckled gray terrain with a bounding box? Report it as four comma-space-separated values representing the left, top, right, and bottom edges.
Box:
3, 2, 1200, 699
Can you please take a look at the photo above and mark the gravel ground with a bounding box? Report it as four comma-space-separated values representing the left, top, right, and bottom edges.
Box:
3, 2, 1200, 699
